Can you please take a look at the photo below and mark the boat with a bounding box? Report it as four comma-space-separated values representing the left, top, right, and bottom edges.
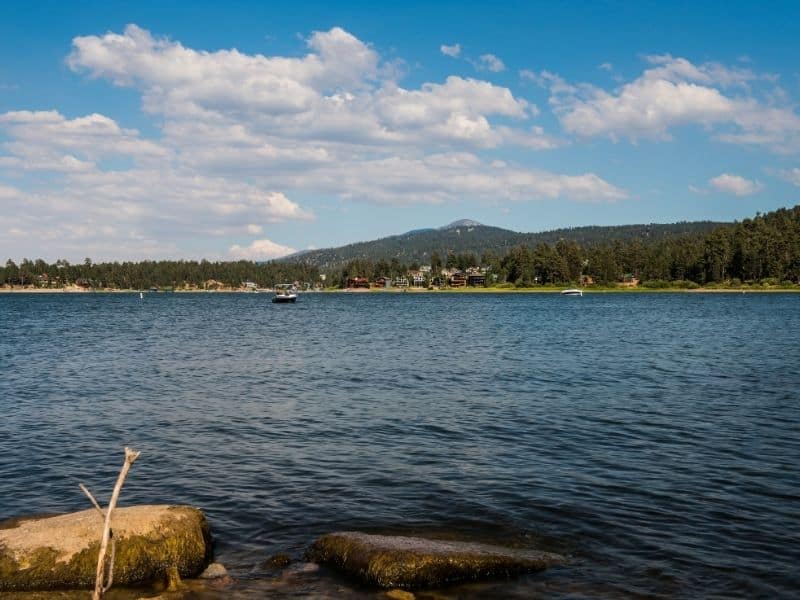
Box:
560, 288, 583, 296
272, 284, 298, 303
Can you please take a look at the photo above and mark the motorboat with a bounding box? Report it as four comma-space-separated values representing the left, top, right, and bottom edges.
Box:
560, 288, 583, 296
272, 284, 298, 303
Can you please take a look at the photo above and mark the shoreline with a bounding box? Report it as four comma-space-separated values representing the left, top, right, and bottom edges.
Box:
2, 286, 799, 294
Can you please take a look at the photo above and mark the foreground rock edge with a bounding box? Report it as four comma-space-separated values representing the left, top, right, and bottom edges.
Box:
307, 531, 566, 589
0, 505, 212, 591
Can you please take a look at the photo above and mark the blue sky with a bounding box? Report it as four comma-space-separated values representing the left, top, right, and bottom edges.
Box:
2, 1, 800, 261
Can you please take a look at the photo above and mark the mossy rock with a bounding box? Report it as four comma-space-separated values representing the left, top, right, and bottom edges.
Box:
0, 505, 212, 591
307, 532, 564, 589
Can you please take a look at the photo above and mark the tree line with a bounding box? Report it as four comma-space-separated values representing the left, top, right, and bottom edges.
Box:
2, 205, 799, 289
331, 205, 800, 287
0, 258, 321, 289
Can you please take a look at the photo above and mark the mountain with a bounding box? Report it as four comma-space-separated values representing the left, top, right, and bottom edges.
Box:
441, 219, 483, 229
283, 219, 727, 269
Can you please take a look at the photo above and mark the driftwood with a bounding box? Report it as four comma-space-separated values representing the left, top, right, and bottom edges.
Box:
80, 447, 140, 600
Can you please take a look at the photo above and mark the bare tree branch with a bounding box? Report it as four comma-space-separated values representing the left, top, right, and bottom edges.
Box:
92, 447, 140, 600
79, 483, 105, 519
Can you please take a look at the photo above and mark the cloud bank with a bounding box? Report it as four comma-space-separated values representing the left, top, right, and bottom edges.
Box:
0, 24, 625, 260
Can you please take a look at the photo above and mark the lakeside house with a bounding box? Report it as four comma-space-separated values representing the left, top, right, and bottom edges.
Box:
346, 277, 370, 289
620, 274, 640, 287
448, 271, 467, 288
408, 272, 426, 287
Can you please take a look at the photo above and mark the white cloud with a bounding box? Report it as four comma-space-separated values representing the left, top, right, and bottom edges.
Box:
67, 26, 541, 152
475, 54, 506, 73
0, 25, 628, 260
536, 55, 800, 151
778, 167, 800, 186
0, 183, 22, 200
0, 110, 167, 170
229, 238, 296, 260
440, 43, 461, 58
708, 173, 763, 196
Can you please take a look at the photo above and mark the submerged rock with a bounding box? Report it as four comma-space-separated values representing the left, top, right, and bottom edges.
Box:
307, 531, 565, 589
198, 562, 228, 579
0, 505, 212, 591
264, 553, 292, 569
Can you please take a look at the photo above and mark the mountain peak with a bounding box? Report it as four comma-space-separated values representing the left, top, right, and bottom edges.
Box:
441, 219, 483, 230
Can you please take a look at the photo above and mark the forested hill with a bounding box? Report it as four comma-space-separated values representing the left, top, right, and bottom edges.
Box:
285, 219, 726, 269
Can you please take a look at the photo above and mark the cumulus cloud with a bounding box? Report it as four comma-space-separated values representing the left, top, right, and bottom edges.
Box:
778, 167, 800, 186
708, 173, 763, 196
0, 25, 626, 260
229, 238, 296, 260
475, 53, 506, 73
534, 55, 800, 151
0, 110, 167, 171
440, 43, 461, 58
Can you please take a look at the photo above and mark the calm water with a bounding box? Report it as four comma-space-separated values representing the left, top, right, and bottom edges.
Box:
1, 292, 799, 599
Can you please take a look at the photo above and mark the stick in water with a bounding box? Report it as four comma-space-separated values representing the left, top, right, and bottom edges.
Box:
93, 447, 140, 600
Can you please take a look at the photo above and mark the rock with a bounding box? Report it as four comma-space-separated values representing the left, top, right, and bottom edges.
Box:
164, 565, 184, 591
0, 505, 212, 591
386, 589, 416, 600
307, 532, 564, 589
198, 562, 228, 579
264, 553, 292, 569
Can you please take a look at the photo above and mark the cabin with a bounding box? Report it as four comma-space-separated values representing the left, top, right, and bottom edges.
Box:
373, 276, 391, 288
346, 277, 370, 289
394, 276, 409, 288
620, 274, 640, 287
467, 273, 486, 287
409, 272, 426, 287
449, 272, 467, 288
580, 275, 594, 286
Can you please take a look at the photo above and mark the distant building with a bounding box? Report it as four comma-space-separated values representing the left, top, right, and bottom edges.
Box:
580, 275, 594, 286
449, 272, 467, 288
346, 277, 370, 288
467, 273, 486, 286
620, 274, 639, 287
394, 276, 409, 288
373, 276, 391, 288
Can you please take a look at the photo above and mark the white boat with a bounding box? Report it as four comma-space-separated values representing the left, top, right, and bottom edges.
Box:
272, 284, 298, 303
561, 288, 583, 296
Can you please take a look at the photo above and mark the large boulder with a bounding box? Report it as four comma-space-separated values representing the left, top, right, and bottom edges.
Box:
0, 505, 212, 591
307, 532, 565, 589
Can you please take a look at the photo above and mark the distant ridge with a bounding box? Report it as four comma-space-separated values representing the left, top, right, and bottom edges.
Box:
279, 218, 726, 269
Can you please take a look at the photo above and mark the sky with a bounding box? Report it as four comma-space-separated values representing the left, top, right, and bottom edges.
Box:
2, 0, 800, 262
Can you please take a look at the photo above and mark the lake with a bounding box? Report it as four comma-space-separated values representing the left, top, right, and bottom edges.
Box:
1, 292, 798, 598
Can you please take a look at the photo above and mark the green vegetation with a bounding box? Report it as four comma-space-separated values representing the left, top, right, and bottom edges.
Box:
2, 205, 799, 290
329, 205, 800, 288
0, 258, 320, 290
284, 219, 726, 271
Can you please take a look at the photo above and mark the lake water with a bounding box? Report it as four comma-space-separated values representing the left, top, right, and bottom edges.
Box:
1, 292, 799, 598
